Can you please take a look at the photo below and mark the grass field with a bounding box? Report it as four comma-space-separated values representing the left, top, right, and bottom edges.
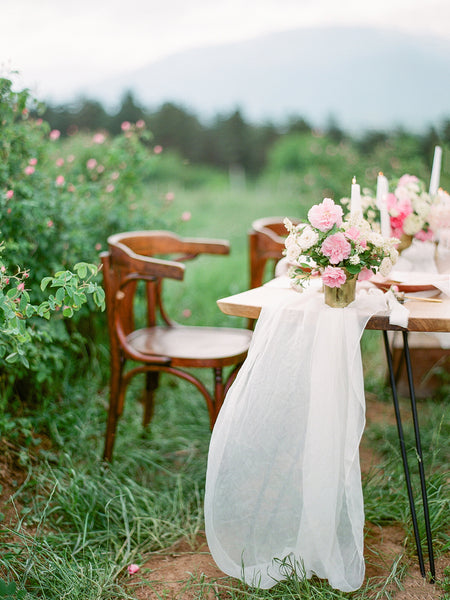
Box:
1, 179, 449, 599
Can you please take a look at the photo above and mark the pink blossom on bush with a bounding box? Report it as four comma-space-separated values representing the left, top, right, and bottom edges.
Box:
56, 157, 64, 167
29, 157, 38, 166
55, 175, 65, 187
121, 121, 131, 131
86, 158, 97, 170
153, 145, 163, 154
321, 266, 347, 288
17, 282, 25, 292
92, 133, 106, 144
47, 220, 54, 228
127, 564, 140, 575
24, 165, 35, 175
67, 184, 75, 192
6, 190, 14, 199
165, 192, 175, 201
111, 171, 120, 180
49, 129, 60, 140
182, 308, 192, 318
321, 232, 351, 264
97, 165, 105, 173
95, 243, 102, 251
67, 154, 75, 163
35, 118, 43, 125
181, 211, 191, 222
136, 119, 145, 129
106, 184, 115, 193
308, 198, 343, 232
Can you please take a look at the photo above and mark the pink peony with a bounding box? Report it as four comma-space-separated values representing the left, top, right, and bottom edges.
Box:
358, 267, 373, 281
127, 564, 140, 575
398, 174, 419, 187
321, 232, 352, 264
344, 226, 361, 241
322, 266, 347, 288
415, 229, 434, 241
308, 198, 343, 232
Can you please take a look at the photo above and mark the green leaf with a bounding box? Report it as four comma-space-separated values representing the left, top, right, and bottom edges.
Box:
40, 276, 53, 291
345, 264, 361, 275
75, 263, 87, 278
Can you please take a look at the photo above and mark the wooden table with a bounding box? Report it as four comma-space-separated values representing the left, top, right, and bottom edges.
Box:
217, 282, 450, 581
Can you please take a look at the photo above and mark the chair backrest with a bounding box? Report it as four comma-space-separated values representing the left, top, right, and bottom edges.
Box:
101, 231, 230, 340
248, 217, 300, 288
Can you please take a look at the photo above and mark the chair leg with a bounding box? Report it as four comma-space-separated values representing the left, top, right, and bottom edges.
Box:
103, 364, 123, 462
142, 371, 159, 427
212, 367, 225, 428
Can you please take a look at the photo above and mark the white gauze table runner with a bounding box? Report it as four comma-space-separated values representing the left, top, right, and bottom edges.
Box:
204, 288, 388, 592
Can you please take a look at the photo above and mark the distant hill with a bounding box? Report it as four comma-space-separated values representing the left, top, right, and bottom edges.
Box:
81, 26, 450, 132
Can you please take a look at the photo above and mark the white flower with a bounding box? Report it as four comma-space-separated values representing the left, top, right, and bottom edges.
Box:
349, 254, 360, 265
403, 213, 423, 235
379, 257, 393, 277
298, 226, 319, 250
285, 234, 302, 262
389, 247, 399, 265
366, 232, 384, 247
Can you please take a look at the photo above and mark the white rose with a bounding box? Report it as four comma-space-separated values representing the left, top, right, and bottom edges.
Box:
349, 254, 360, 265
298, 226, 319, 250
403, 213, 423, 235
379, 257, 393, 277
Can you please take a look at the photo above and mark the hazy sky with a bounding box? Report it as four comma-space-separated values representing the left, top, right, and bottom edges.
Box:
2, 0, 450, 100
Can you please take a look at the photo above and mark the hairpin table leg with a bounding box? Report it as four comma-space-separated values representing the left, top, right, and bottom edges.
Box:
382, 331, 434, 580
401, 331, 435, 581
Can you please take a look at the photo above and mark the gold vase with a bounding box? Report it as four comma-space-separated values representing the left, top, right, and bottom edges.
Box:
324, 272, 357, 308
397, 233, 413, 253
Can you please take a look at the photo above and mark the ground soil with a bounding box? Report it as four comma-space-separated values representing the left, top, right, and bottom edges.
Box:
1, 396, 448, 599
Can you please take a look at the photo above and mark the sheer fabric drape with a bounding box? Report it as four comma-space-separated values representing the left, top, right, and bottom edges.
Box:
205, 289, 387, 592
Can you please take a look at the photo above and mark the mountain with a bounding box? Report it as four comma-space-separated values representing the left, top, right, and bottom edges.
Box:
81, 26, 450, 132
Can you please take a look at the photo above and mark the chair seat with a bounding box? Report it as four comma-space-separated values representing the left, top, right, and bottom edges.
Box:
127, 326, 252, 367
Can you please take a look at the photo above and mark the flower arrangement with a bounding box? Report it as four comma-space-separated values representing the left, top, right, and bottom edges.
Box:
382, 174, 434, 242
284, 198, 399, 294
428, 188, 450, 238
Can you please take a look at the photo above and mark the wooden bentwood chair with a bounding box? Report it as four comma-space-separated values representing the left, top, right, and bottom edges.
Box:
248, 216, 301, 289
101, 231, 252, 461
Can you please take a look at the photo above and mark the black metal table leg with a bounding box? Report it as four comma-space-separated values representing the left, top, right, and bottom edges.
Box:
401, 331, 436, 580
382, 331, 435, 580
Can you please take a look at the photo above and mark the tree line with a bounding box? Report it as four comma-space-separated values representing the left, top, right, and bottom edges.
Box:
36, 91, 450, 176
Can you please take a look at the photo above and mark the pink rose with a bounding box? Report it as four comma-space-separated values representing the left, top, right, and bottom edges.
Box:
308, 198, 343, 232
321, 232, 352, 264
49, 129, 60, 140
55, 175, 65, 187
322, 266, 347, 288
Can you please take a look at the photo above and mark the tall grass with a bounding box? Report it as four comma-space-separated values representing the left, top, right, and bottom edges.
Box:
1, 178, 449, 599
